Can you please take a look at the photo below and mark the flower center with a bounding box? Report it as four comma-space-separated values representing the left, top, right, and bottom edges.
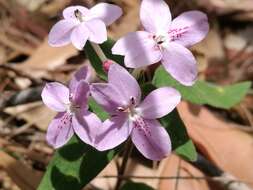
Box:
74, 9, 85, 22
67, 103, 80, 115
66, 94, 81, 115
117, 96, 137, 117
154, 35, 166, 45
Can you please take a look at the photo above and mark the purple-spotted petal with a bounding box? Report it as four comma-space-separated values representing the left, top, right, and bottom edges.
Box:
89, 3, 122, 25
112, 31, 162, 68
63, 6, 89, 19
41, 82, 69, 112
72, 111, 102, 146
48, 19, 77, 47
70, 22, 89, 50
162, 43, 198, 86
69, 65, 91, 92
95, 115, 132, 151
131, 118, 171, 160
169, 11, 209, 47
85, 19, 107, 44
90, 83, 126, 114
108, 64, 142, 105
71, 80, 90, 109
140, 0, 172, 34
46, 112, 74, 149
138, 87, 181, 119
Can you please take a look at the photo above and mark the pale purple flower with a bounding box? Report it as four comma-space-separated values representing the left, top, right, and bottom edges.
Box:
48, 3, 122, 50
90, 64, 181, 160
112, 0, 209, 86
41, 66, 102, 148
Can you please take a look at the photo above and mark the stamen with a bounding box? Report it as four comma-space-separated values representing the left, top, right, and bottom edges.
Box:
117, 107, 125, 112
130, 96, 136, 105
74, 9, 83, 22
154, 35, 166, 46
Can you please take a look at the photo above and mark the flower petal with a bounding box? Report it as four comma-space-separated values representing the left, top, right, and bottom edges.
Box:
112, 31, 162, 68
108, 64, 142, 105
85, 19, 107, 44
70, 23, 89, 50
48, 19, 77, 47
90, 83, 126, 114
71, 80, 90, 109
69, 65, 91, 92
162, 43, 198, 86
138, 87, 181, 119
89, 3, 122, 25
140, 0, 172, 34
72, 111, 102, 146
95, 115, 132, 151
169, 11, 209, 47
46, 112, 74, 149
131, 118, 171, 160
112, 31, 149, 56
41, 82, 69, 112
63, 6, 89, 19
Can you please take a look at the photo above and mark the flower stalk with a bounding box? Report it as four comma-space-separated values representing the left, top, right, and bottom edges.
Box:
115, 139, 133, 190
90, 42, 108, 63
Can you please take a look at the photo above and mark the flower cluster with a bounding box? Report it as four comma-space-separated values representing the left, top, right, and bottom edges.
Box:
43, 0, 209, 160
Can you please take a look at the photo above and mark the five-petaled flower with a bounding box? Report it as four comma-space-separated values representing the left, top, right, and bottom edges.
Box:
90, 64, 181, 160
41, 66, 102, 148
48, 3, 122, 50
112, 0, 209, 86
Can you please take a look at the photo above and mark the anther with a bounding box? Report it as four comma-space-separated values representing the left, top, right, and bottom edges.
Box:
117, 107, 125, 112
74, 9, 83, 22
130, 96, 136, 105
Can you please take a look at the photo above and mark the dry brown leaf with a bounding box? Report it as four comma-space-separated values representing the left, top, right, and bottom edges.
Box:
159, 154, 220, 190
0, 150, 42, 190
178, 102, 253, 188
4, 101, 55, 131
91, 157, 169, 189
108, 0, 140, 39
15, 38, 78, 78
192, 29, 225, 80
196, 0, 253, 14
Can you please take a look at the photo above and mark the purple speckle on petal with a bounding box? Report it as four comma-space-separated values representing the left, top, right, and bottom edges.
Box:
168, 26, 189, 41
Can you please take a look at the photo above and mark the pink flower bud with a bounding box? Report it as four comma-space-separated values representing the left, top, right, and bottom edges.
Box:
103, 60, 115, 72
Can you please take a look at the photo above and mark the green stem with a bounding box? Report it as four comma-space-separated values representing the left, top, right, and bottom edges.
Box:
90, 42, 108, 62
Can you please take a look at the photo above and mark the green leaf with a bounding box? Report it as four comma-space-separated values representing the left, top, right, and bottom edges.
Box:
84, 41, 107, 80
153, 66, 251, 109
121, 182, 154, 190
37, 136, 117, 190
160, 109, 197, 161
100, 38, 124, 65
88, 98, 109, 121
84, 39, 124, 80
